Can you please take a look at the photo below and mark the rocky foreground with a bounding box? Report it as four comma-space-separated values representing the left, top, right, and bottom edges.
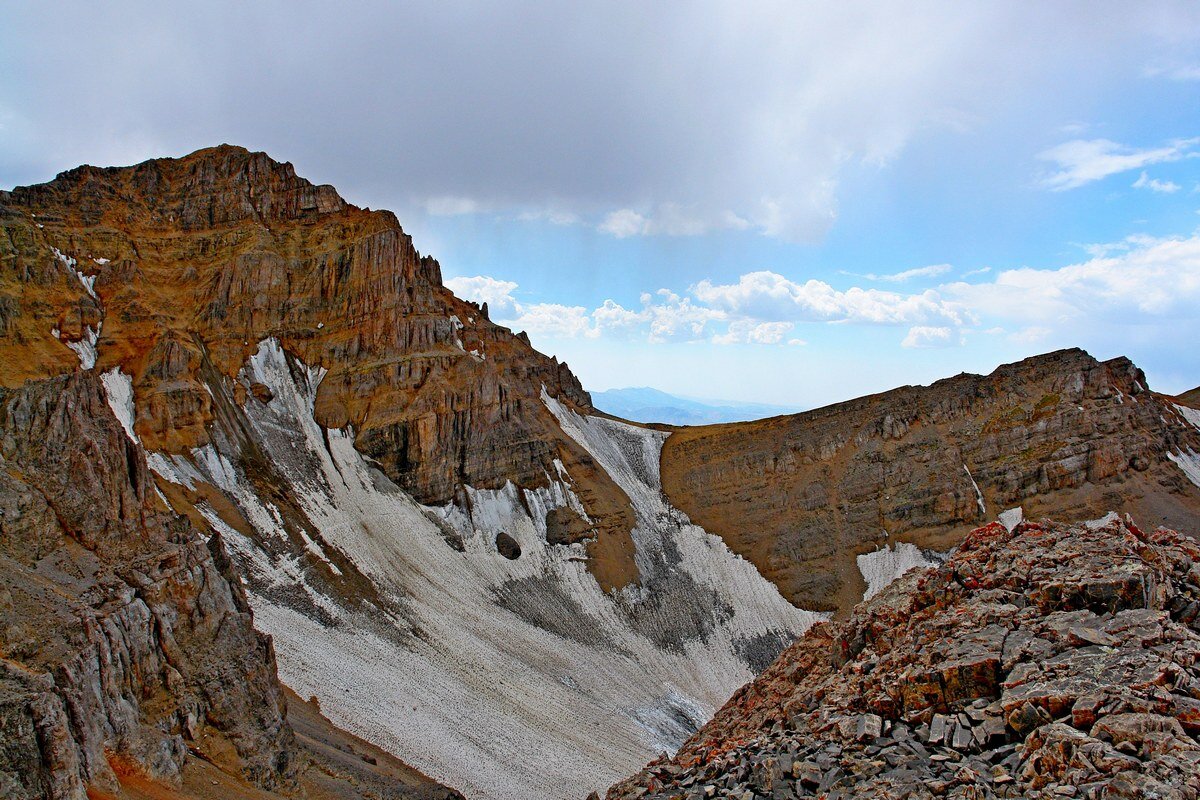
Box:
608, 516, 1200, 799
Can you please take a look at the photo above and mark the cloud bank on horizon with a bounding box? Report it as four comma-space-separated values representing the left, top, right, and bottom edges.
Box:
448, 232, 1200, 350
3, 1, 1200, 404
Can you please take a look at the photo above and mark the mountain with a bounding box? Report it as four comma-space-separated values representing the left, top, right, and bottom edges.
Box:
590, 387, 801, 426
1178, 385, 1200, 408
0, 371, 460, 800
0, 147, 815, 799
2, 146, 1198, 800
607, 514, 1200, 799
660, 349, 1200, 613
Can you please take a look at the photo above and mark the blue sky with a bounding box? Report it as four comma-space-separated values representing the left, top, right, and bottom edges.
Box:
3, 3, 1200, 407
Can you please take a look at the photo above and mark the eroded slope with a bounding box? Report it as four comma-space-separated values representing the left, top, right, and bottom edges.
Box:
1, 148, 824, 800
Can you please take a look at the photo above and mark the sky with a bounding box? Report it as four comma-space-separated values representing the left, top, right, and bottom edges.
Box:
3, 2, 1200, 408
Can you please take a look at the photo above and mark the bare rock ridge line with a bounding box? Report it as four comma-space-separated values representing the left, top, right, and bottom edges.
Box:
660, 348, 1200, 613
608, 515, 1200, 799
0, 144, 638, 592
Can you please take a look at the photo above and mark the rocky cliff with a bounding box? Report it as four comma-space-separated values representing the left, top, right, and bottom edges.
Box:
4, 146, 1198, 800
0, 371, 294, 798
660, 349, 1200, 613
1, 147, 823, 799
0, 370, 461, 800
608, 514, 1200, 799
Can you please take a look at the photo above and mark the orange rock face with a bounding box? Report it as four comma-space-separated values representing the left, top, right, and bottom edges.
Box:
0, 145, 638, 590
659, 349, 1200, 613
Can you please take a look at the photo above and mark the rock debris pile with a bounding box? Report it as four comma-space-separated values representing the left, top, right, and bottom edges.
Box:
608, 516, 1200, 799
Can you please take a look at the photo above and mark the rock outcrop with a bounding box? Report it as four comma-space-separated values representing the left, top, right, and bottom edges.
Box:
608, 515, 1200, 800
6, 146, 1199, 800
0, 371, 294, 798
660, 349, 1200, 612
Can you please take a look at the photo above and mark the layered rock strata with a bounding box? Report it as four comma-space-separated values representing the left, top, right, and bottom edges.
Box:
0, 145, 637, 591
1, 147, 818, 799
0, 371, 294, 798
660, 349, 1200, 612
609, 515, 1200, 800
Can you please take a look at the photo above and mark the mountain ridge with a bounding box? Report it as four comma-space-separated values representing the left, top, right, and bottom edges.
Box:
2, 145, 1198, 800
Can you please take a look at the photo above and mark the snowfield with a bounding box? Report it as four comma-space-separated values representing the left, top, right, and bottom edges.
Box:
143, 339, 823, 800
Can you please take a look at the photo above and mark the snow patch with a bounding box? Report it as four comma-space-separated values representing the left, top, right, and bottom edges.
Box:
998, 507, 1023, 532
1168, 450, 1200, 489
99, 367, 138, 443
54, 246, 97, 298
1175, 404, 1200, 432
140, 341, 826, 800
1085, 511, 1121, 530
856, 541, 939, 601
963, 464, 986, 516
66, 324, 100, 369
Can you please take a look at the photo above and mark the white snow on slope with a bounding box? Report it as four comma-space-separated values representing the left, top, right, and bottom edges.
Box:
1176, 404, 1200, 432
53, 246, 98, 298
963, 464, 986, 516
66, 324, 100, 369
100, 367, 138, 443
1168, 450, 1200, 489
149, 339, 821, 800
998, 507, 1023, 532
856, 540, 940, 601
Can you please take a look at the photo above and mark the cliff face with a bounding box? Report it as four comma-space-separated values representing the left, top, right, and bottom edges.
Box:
608, 515, 1200, 800
0, 145, 637, 591
0, 371, 295, 798
1, 147, 824, 800
660, 349, 1200, 613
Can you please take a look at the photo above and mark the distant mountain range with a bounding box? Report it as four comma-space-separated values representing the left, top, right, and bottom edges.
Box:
590, 386, 802, 425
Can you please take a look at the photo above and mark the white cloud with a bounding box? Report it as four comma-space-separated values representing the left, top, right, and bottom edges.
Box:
946, 234, 1200, 321
516, 208, 582, 226
508, 303, 597, 339
595, 205, 751, 239
598, 209, 647, 238
1145, 63, 1200, 81
711, 320, 795, 345
1037, 137, 1198, 191
11, 5, 1194, 245
901, 326, 962, 348
962, 266, 991, 277
445, 275, 520, 317
452, 235, 1200, 352
691, 271, 969, 326
423, 196, 485, 216
1132, 171, 1181, 193
1008, 326, 1052, 344
847, 263, 952, 282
